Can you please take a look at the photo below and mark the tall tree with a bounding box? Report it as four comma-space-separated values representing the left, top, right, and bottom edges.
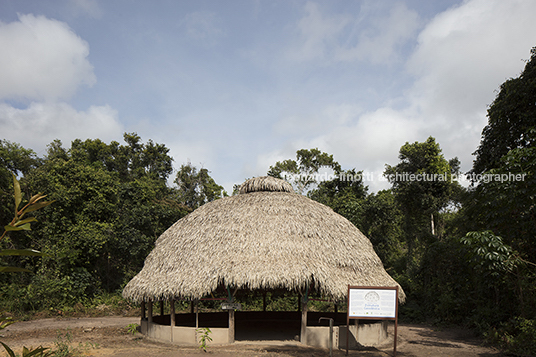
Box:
468, 46, 536, 261
384, 137, 461, 271
268, 148, 342, 194
174, 162, 225, 210
472, 46, 536, 175
359, 190, 405, 274
69, 133, 174, 182
0, 140, 40, 178
308, 168, 367, 213
0, 141, 41, 227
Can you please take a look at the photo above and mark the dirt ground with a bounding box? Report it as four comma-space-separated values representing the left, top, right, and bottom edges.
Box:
0, 316, 504, 356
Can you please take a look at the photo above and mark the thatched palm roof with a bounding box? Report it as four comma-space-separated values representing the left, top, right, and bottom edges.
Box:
123, 176, 405, 303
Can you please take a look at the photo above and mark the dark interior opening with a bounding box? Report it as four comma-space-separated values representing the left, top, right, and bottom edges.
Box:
151, 311, 351, 341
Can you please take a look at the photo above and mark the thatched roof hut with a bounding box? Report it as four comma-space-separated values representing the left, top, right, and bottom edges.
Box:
123, 176, 405, 303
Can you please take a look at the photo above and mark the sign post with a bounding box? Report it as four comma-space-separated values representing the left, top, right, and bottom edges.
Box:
346, 285, 399, 356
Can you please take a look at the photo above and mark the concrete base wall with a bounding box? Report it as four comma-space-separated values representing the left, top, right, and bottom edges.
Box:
172, 326, 196, 345
142, 319, 230, 346
141, 313, 389, 349
141, 319, 148, 335
305, 321, 388, 349
147, 321, 170, 342
207, 327, 229, 345
337, 321, 388, 348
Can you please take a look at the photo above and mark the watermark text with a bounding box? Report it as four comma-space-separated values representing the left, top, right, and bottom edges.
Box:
282, 172, 527, 184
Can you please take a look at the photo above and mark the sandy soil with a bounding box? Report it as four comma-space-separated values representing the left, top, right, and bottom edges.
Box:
0, 316, 505, 356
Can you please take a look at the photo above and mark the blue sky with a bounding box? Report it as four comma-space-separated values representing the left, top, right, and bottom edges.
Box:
1, 0, 535, 193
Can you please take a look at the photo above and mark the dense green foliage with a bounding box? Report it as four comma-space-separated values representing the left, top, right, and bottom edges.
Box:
0, 134, 226, 312
1, 174, 53, 273
472, 47, 536, 176
174, 162, 226, 209
0, 140, 41, 231
458, 47, 536, 355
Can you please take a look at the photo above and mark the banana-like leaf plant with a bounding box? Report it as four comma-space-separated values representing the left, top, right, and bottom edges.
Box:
0, 173, 53, 272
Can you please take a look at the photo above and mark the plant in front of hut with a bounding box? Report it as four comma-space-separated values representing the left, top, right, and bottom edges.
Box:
127, 323, 139, 335
196, 327, 212, 352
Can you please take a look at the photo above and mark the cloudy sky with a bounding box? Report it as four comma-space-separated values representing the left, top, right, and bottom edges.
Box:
1, 0, 535, 192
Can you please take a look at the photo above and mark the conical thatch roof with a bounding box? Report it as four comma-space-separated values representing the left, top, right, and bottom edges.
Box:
123, 176, 405, 303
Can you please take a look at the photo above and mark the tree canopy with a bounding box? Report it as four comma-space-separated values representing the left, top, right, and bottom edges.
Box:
268, 148, 341, 194
465, 46, 536, 294
0, 134, 222, 310
472, 46, 536, 175
174, 162, 226, 210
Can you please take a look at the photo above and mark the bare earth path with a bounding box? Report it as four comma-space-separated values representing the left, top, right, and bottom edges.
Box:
1, 316, 505, 356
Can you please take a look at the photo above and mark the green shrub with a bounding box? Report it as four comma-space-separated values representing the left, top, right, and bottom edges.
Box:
24, 269, 95, 309
486, 317, 536, 355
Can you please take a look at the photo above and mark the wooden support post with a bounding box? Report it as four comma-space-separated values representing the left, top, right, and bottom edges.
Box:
345, 312, 350, 355
170, 299, 175, 342
228, 309, 235, 343
148, 300, 153, 324
195, 300, 199, 329
300, 296, 308, 343
227, 286, 236, 344
141, 301, 146, 320
160, 300, 164, 316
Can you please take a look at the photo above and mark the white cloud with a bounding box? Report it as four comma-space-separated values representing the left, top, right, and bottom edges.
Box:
260, 0, 536, 192
286, 2, 350, 62
274, 103, 362, 137
0, 13, 121, 154
284, 106, 423, 192
406, 0, 536, 165
0, 14, 95, 102
335, 3, 420, 64
287, 2, 419, 64
0, 102, 122, 152
409, 0, 536, 114
328, 107, 421, 162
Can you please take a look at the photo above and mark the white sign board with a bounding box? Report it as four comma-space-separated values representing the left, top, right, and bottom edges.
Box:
221, 302, 242, 310
348, 287, 397, 319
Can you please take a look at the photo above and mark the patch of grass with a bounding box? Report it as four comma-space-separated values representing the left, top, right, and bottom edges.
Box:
51, 330, 99, 357
52, 331, 75, 357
